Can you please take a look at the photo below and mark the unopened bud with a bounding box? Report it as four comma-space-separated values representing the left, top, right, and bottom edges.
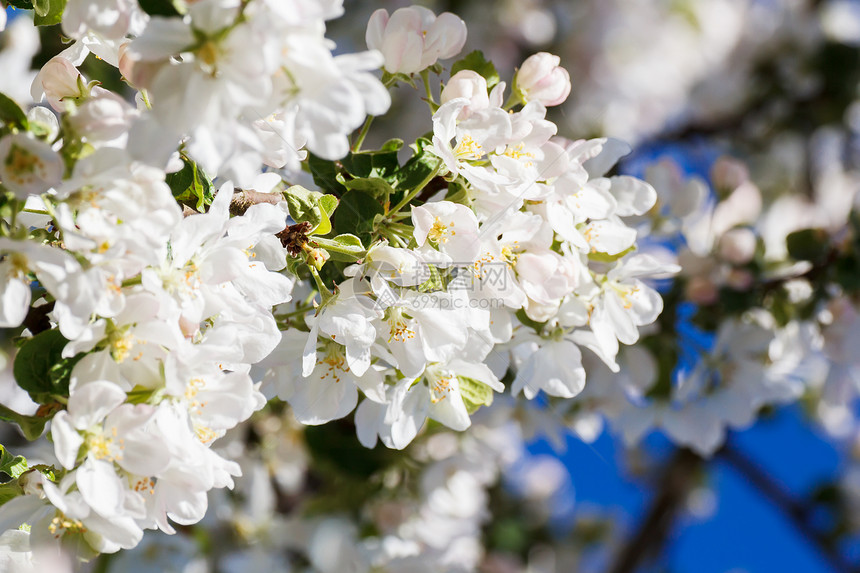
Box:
718, 227, 757, 265
686, 276, 718, 305
514, 52, 571, 107
441, 70, 489, 116
305, 246, 330, 270
32, 56, 87, 112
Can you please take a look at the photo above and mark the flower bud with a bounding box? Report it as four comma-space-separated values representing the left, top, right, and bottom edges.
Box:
366, 6, 467, 75
69, 87, 137, 143
514, 52, 571, 107
32, 56, 86, 112
118, 40, 163, 90
686, 276, 718, 305
441, 70, 489, 116
718, 227, 757, 265
27, 106, 60, 142
305, 246, 330, 271
726, 269, 754, 290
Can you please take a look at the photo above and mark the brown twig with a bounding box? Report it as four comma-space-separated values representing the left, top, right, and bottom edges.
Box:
719, 440, 857, 573
229, 189, 285, 217
608, 448, 703, 573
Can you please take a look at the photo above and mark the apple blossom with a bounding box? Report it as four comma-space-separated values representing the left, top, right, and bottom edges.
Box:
514, 52, 572, 106
366, 6, 467, 74
0, 134, 63, 198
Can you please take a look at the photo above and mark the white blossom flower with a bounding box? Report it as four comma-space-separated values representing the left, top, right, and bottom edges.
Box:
366, 6, 466, 75
0, 134, 64, 198
514, 52, 571, 107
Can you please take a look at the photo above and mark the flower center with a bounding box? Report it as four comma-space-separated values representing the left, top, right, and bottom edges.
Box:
453, 134, 483, 160
317, 341, 349, 382
86, 427, 124, 462
106, 326, 137, 362
503, 142, 535, 166
607, 281, 639, 310
386, 307, 415, 343
5, 144, 42, 182
49, 515, 86, 537
427, 217, 455, 244
427, 368, 455, 403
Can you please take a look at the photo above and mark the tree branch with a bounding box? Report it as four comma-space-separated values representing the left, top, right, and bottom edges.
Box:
719, 440, 857, 573
608, 448, 703, 573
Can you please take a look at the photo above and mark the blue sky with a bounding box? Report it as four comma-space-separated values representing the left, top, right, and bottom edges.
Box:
526, 139, 851, 572
529, 405, 845, 572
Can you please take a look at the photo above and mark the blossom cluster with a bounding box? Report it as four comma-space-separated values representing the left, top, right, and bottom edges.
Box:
0, 0, 676, 560
2, 0, 859, 569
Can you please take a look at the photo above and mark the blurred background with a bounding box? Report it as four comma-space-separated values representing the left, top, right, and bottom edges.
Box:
4, 0, 860, 571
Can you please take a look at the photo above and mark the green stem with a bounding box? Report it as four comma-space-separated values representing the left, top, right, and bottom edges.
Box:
276, 304, 316, 320
40, 198, 65, 244
121, 276, 143, 288
352, 115, 374, 153
387, 163, 442, 216
139, 89, 152, 110
312, 236, 366, 260
503, 91, 522, 111
309, 266, 333, 304
389, 234, 408, 248
421, 69, 437, 106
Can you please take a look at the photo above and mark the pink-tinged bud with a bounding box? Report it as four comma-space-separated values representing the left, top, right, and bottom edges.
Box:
726, 269, 754, 290
515, 52, 571, 106
686, 276, 718, 305
32, 56, 85, 112
118, 40, 162, 89
441, 70, 489, 116
718, 227, 757, 265
366, 6, 467, 75
710, 156, 750, 191
69, 87, 137, 143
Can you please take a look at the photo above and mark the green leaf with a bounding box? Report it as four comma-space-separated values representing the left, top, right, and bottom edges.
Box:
458, 376, 494, 414
33, 0, 67, 25
312, 233, 366, 262
315, 194, 338, 236
318, 194, 339, 218
390, 138, 442, 199
515, 309, 545, 335
0, 482, 23, 506
31, 0, 49, 16
304, 422, 395, 480
0, 446, 27, 480
786, 228, 829, 263
308, 153, 347, 196
136, 0, 183, 16
165, 157, 215, 212
0, 93, 29, 132
338, 175, 396, 199
0, 403, 48, 441
341, 141, 402, 180
284, 185, 337, 236
417, 264, 443, 293
588, 245, 636, 263
6, 0, 35, 9
835, 254, 860, 292
450, 50, 500, 89
332, 190, 384, 245
285, 185, 323, 227
13, 330, 82, 404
